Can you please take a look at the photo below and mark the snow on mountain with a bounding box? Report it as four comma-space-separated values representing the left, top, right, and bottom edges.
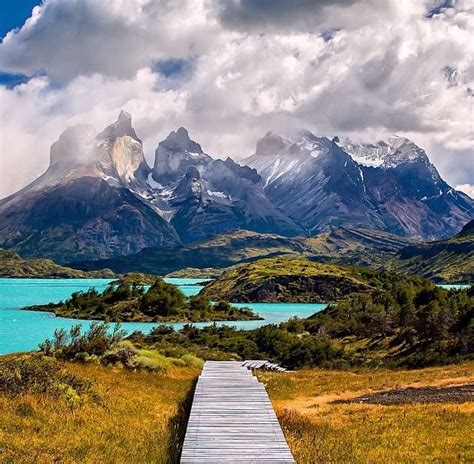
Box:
149, 129, 303, 241
246, 129, 473, 240
0, 114, 472, 264
246, 131, 333, 188
0, 112, 181, 262
338, 135, 430, 169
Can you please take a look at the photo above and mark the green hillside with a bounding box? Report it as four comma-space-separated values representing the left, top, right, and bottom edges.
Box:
74, 227, 415, 276
200, 256, 380, 302
393, 220, 473, 283
0, 248, 115, 279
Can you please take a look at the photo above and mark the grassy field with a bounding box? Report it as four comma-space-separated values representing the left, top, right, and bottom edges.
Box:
2, 356, 472, 463
261, 362, 474, 463
0, 361, 199, 463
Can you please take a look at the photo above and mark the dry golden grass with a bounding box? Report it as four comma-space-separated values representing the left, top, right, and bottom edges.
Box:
260, 362, 474, 463
2, 358, 473, 463
0, 362, 199, 464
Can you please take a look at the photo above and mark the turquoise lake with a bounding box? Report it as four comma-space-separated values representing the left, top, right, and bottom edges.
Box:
0, 278, 326, 355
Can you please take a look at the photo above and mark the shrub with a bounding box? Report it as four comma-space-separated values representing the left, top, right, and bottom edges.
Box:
140, 279, 186, 317
134, 355, 168, 371
181, 354, 204, 369
101, 345, 138, 368
0, 355, 98, 406
39, 322, 126, 359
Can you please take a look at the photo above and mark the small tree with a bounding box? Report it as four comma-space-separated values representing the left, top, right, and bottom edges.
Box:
140, 280, 186, 317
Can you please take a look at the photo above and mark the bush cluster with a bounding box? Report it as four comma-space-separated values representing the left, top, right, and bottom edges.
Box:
131, 277, 473, 369
39, 322, 204, 372
305, 278, 473, 366
32, 279, 258, 322
0, 355, 98, 406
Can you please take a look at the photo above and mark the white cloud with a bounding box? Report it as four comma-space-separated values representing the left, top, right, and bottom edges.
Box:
0, 0, 473, 198
456, 184, 474, 198
0, 0, 223, 80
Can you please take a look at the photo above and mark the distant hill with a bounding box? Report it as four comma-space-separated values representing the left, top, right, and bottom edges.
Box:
394, 220, 473, 283
200, 257, 380, 303
303, 227, 416, 267
0, 249, 115, 279
74, 227, 415, 275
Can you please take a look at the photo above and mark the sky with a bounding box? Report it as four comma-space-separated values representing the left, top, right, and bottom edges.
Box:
0, 0, 473, 199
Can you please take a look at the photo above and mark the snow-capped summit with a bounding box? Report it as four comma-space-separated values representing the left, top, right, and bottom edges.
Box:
246, 129, 473, 240
246, 129, 334, 188
338, 136, 430, 169
254, 130, 332, 159
0, 115, 472, 265
149, 129, 302, 242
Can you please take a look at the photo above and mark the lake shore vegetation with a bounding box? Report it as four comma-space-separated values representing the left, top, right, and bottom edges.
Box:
24, 279, 261, 323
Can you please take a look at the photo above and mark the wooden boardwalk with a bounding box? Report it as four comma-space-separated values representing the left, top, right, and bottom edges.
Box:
180, 361, 295, 463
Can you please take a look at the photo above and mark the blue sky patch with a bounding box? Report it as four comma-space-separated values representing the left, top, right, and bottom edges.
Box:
153, 58, 191, 78
0, 0, 42, 40
0, 72, 29, 88
426, 0, 454, 18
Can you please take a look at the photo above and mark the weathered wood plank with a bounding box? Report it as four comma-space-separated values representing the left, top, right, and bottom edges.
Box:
180, 361, 294, 463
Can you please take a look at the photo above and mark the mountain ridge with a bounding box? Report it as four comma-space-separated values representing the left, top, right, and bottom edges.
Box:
0, 111, 472, 263
245, 131, 472, 240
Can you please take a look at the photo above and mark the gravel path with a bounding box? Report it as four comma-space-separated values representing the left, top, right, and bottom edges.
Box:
335, 383, 474, 405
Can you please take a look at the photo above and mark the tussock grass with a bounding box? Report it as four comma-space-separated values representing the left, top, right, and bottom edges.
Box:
0, 360, 199, 463
261, 362, 474, 463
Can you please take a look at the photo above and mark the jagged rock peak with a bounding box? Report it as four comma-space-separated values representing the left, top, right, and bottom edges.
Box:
97, 110, 141, 142
160, 127, 203, 153
255, 132, 287, 156
185, 166, 201, 180
223, 157, 261, 184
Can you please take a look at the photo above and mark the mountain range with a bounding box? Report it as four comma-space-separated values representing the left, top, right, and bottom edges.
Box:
0, 111, 472, 264
245, 132, 472, 239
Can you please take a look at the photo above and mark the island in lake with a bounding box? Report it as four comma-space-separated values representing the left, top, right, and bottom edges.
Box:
24, 279, 261, 323
200, 256, 380, 303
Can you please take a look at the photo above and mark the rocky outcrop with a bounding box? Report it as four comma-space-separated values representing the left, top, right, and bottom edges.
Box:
153, 127, 211, 185
203, 274, 372, 303
149, 129, 303, 242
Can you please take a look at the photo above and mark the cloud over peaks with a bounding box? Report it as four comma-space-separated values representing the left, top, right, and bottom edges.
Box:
0, 0, 473, 198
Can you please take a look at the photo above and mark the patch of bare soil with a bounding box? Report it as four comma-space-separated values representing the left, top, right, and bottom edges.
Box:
335, 383, 474, 405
